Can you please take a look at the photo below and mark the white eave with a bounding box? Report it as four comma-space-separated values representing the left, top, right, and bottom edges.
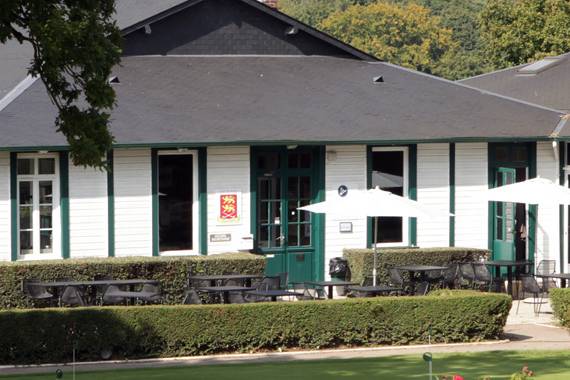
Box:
0, 75, 38, 112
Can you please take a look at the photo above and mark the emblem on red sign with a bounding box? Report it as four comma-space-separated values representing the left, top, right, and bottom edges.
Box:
219, 194, 239, 222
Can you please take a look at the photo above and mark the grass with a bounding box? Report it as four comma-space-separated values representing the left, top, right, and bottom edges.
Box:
3, 351, 570, 379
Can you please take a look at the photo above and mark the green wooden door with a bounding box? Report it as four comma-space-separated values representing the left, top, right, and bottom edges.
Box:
252, 147, 323, 284
492, 167, 517, 262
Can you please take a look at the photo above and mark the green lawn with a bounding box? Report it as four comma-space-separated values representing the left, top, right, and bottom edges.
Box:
3, 351, 570, 380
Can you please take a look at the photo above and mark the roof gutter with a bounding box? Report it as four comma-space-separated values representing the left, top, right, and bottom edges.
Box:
550, 114, 570, 139
0, 75, 38, 112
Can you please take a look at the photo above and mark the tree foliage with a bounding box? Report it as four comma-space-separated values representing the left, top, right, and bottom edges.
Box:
278, 0, 375, 27
480, 0, 570, 69
0, 0, 121, 168
320, 2, 455, 74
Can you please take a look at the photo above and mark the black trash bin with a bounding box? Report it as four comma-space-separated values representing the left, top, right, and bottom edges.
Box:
329, 257, 350, 296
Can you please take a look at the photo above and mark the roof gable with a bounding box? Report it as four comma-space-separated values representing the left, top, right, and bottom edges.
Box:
122, 0, 373, 60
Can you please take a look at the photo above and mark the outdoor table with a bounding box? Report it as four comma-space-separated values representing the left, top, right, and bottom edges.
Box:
347, 285, 401, 297
196, 286, 255, 303
394, 265, 448, 294
188, 274, 263, 287
483, 260, 533, 296
535, 273, 570, 289
245, 289, 303, 302
303, 281, 358, 299
34, 279, 159, 288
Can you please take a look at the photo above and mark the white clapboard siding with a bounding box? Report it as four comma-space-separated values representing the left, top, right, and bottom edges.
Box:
69, 164, 108, 258
114, 149, 152, 257
207, 146, 251, 254
536, 141, 560, 269
417, 144, 450, 247
455, 143, 488, 249
325, 145, 367, 278
0, 153, 10, 261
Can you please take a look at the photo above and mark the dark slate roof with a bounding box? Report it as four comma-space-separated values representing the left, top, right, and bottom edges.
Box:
460, 52, 570, 113
0, 0, 187, 99
0, 56, 564, 148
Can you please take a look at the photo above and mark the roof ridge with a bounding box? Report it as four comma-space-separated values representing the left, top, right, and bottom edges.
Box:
0, 75, 38, 112
374, 61, 565, 116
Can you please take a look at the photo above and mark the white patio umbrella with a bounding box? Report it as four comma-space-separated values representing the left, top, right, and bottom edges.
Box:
299, 187, 438, 286
485, 177, 570, 205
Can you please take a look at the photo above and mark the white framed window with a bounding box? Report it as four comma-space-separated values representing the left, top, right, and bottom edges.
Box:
16, 153, 61, 259
157, 150, 200, 255
370, 146, 409, 247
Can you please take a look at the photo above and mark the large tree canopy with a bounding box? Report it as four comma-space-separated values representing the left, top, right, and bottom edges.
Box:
480, 0, 570, 69
0, 0, 121, 168
320, 2, 455, 75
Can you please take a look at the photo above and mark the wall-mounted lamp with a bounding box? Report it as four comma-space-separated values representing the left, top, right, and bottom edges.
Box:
144, 24, 152, 35
326, 150, 337, 161
287, 145, 298, 150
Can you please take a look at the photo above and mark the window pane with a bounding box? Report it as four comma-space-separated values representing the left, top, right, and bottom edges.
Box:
20, 231, 33, 254
39, 181, 53, 204
376, 216, 403, 243
19, 182, 33, 205
288, 223, 299, 246
288, 202, 298, 223
372, 151, 404, 194
300, 224, 311, 246
300, 176, 311, 199
258, 152, 280, 171
17, 159, 34, 175
19, 206, 32, 230
288, 176, 298, 199
288, 153, 299, 169
40, 231, 53, 254
40, 206, 52, 229
258, 225, 269, 248
38, 158, 55, 175
299, 153, 311, 169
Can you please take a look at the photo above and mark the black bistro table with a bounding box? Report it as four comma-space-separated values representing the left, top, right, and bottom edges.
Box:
196, 286, 255, 303
188, 274, 263, 287
535, 273, 570, 289
394, 265, 448, 294
304, 280, 358, 299
347, 285, 401, 297
246, 289, 303, 302
483, 260, 533, 296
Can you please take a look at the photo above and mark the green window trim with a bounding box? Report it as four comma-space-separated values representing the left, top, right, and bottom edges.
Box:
449, 143, 455, 247
151, 147, 207, 256
59, 152, 70, 259
558, 142, 566, 273
198, 147, 208, 255
151, 149, 159, 257
107, 150, 115, 257
9, 153, 17, 262
366, 144, 417, 248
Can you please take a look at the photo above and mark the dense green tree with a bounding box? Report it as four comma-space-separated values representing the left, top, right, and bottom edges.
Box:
320, 2, 454, 74
278, 0, 375, 27
480, 0, 570, 69
0, 0, 122, 168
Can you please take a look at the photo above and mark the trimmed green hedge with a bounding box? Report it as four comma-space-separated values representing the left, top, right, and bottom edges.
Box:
0, 254, 265, 309
343, 247, 489, 285
550, 288, 570, 327
0, 290, 510, 365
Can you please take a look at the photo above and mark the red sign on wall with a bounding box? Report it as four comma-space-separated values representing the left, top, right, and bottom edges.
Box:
219, 193, 239, 223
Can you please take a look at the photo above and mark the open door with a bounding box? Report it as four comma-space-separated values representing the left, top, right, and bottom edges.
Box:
493, 167, 517, 262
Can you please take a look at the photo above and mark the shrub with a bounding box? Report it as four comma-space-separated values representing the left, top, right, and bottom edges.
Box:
550, 288, 570, 327
0, 290, 510, 365
343, 247, 489, 285
0, 254, 265, 309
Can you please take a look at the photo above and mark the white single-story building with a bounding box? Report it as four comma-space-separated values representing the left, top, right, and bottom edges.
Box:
0, 0, 569, 282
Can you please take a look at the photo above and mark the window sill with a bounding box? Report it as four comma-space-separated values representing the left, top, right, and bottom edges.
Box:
18, 254, 62, 261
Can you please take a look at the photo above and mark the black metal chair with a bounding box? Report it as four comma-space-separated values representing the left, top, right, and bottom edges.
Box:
442, 264, 459, 289
136, 283, 162, 304
182, 289, 202, 304
61, 286, 87, 307
472, 263, 493, 291
276, 272, 289, 289
459, 263, 476, 288
516, 275, 545, 316
22, 279, 54, 305
536, 260, 557, 291
244, 276, 282, 302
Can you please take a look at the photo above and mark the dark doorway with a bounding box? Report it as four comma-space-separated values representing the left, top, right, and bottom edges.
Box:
158, 154, 194, 252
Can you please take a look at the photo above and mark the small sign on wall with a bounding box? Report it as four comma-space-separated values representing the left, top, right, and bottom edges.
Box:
217, 192, 242, 225
210, 233, 232, 243
339, 222, 353, 233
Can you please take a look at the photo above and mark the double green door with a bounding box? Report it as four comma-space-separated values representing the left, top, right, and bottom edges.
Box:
492, 167, 516, 261
252, 147, 324, 284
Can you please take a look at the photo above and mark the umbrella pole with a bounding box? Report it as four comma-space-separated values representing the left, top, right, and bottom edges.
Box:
373, 217, 378, 286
